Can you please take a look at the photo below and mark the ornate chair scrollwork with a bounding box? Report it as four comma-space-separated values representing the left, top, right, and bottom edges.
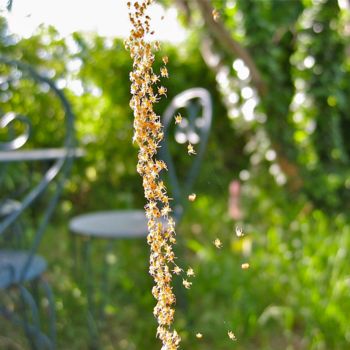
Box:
0, 57, 76, 349
160, 87, 212, 221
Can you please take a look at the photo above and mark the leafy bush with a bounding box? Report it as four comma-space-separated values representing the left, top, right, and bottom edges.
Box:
2, 6, 350, 349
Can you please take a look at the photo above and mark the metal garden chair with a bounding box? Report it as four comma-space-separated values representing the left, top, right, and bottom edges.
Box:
0, 57, 76, 349
70, 87, 212, 235
159, 87, 212, 222
69, 87, 212, 343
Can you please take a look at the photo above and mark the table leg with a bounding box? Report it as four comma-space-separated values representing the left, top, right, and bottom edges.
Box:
39, 277, 57, 349
82, 238, 100, 349
99, 240, 115, 320
69, 232, 79, 279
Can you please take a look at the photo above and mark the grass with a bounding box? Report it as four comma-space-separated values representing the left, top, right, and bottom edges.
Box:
2, 185, 350, 349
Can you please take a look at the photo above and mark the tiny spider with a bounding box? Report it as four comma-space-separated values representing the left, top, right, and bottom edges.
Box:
235, 226, 244, 237
228, 331, 236, 341
196, 333, 203, 339
213, 238, 222, 249
186, 267, 195, 277
187, 143, 196, 155
162, 56, 169, 64
154, 41, 161, 51
212, 9, 220, 22
158, 86, 167, 96
161, 205, 171, 216
188, 193, 196, 202
172, 266, 182, 275
151, 74, 159, 83
241, 263, 250, 270
160, 67, 168, 78
182, 279, 192, 289
175, 113, 182, 124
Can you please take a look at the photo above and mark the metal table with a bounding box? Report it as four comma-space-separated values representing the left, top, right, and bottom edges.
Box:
69, 209, 149, 347
0, 148, 85, 162
69, 210, 148, 239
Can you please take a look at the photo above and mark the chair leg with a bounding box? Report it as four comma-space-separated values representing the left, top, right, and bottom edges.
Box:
99, 240, 114, 320
69, 233, 79, 279
0, 303, 48, 349
39, 278, 56, 349
18, 284, 41, 350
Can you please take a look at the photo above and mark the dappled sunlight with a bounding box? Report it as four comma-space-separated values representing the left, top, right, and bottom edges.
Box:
1, 0, 350, 349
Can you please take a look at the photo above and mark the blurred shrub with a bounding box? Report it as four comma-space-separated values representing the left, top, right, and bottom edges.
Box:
2, 5, 350, 349
167, 0, 350, 212
0, 17, 240, 215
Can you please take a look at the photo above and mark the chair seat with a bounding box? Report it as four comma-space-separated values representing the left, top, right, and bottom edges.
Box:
0, 250, 47, 289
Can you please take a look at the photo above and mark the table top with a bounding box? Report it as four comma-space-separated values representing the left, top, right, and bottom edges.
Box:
69, 210, 150, 239
0, 148, 85, 162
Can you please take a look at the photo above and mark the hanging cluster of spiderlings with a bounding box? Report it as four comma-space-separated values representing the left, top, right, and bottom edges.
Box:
125, 1, 181, 349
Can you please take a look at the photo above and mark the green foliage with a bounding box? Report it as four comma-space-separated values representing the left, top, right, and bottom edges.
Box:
0, 18, 234, 213
195, 0, 350, 211
2, 1, 350, 349
35, 176, 350, 350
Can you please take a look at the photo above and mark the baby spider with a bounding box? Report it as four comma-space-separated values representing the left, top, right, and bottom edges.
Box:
187, 143, 196, 155
172, 265, 182, 275
175, 113, 182, 124
188, 193, 196, 202
213, 238, 222, 249
228, 331, 237, 341
162, 56, 169, 64
196, 333, 203, 339
154, 40, 161, 51
235, 226, 244, 237
241, 263, 250, 270
160, 66, 168, 78
212, 9, 220, 22
151, 74, 159, 84
158, 86, 167, 96
182, 279, 192, 289
186, 267, 195, 277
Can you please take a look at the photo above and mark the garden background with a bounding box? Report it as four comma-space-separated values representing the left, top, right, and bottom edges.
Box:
1, 0, 350, 349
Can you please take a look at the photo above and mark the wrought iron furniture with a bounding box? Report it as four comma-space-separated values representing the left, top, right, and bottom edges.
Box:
159, 87, 212, 221
0, 57, 76, 349
69, 88, 212, 344
70, 87, 212, 236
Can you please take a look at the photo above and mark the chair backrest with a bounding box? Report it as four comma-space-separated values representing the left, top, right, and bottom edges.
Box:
160, 88, 212, 221
0, 112, 31, 151
0, 57, 76, 275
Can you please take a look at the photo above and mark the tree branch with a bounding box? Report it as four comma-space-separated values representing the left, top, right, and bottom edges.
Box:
195, 0, 267, 97
173, 0, 192, 25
